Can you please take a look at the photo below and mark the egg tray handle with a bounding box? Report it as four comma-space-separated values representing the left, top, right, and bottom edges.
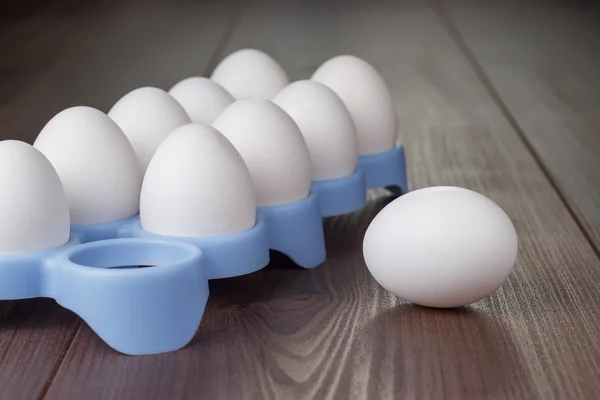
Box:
0, 234, 209, 355
0, 144, 407, 356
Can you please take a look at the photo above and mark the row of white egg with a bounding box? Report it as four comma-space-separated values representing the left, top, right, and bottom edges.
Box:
1, 49, 395, 255
1, 48, 521, 311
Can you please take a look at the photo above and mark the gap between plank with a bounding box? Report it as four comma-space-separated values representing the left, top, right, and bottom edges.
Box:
432, 0, 600, 261
36, 320, 82, 400
37, 3, 248, 399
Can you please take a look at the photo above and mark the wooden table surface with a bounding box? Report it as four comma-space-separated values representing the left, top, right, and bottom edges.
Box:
1, 0, 600, 399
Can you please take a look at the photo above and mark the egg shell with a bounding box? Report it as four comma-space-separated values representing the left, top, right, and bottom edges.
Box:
212, 99, 312, 207
108, 87, 191, 172
211, 49, 290, 100
363, 186, 518, 308
34, 106, 142, 226
273, 80, 359, 181
140, 123, 257, 238
0, 140, 70, 254
169, 77, 235, 125
311, 55, 397, 155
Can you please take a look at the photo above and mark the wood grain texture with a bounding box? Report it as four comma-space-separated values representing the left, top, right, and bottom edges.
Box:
440, 0, 600, 250
40, 1, 600, 399
0, 300, 80, 399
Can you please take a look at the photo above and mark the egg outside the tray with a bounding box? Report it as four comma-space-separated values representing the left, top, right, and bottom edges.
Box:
211, 49, 290, 100
0, 140, 70, 254
108, 87, 191, 172
140, 123, 257, 237
363, 186, 519, 308
212, 99, 312, 207
312, 55, 397, 155
34, 106, 142, 226
273, 80, 359, 181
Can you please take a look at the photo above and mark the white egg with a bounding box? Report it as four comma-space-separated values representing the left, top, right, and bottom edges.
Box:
140, 123, 256, 237
0, 140, 70, 254
168, 77, 234, 124
273, 80, 358, 181
212, 99, 311, 207
211, 49, 289, 100
363, 186, 518, 308
34, 106, 142, 226
311, 55, 396, 155
108, 87, 191, 172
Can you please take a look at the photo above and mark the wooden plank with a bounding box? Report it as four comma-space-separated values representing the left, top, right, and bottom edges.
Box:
0, 0, 50, 33
0, 300, 81, 399
0, 9, 95, 106
0, 1, 239, 143
45, 1, 600, 399
0, 3, 236, 400
439, 0, 600, 250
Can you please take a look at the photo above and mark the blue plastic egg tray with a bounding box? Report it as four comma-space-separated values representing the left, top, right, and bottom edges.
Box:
0, 145, 406, 355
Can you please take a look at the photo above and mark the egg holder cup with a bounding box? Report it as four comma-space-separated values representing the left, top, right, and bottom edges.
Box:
357, 143, 407, 197
0, 144, 406, 356
311, 144, 407, 216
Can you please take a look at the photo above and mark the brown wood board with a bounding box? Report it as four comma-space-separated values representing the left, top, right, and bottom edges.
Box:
43, 1, 600, 399
440, 0, 600, 251
0, 1, 599, 399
